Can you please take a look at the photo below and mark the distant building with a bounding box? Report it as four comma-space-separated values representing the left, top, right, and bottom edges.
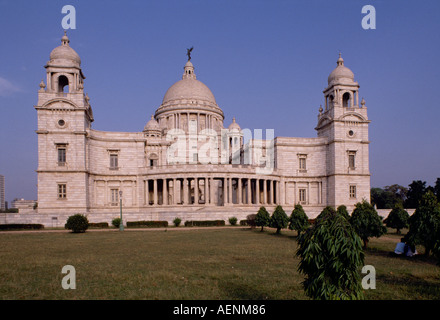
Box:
11, 198, 37, 210
0, 175, 5, 211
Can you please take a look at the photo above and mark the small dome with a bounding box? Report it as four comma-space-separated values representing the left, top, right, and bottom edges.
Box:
49, 32, 81, 66
144, 115, 160, 131
228, 117, 241, 131
328, 54, 354, 84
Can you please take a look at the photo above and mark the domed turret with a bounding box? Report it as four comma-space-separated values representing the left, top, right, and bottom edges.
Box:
228, 117, 241, 132
144, 115, 161, 137
48, 31, 81, 67
328, 53, 355, 85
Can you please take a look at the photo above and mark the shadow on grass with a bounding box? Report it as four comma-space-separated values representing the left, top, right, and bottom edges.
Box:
218, 280, 273, 300
376, 273, 440, 298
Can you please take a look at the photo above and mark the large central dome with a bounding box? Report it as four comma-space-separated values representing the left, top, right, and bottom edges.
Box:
162, 61, 216, 105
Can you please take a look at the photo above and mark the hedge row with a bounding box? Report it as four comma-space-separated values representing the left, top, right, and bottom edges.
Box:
184, 220, 225, 227
127, 221, 168, 228
0, 224, 44, 230
88, 222, 109, 228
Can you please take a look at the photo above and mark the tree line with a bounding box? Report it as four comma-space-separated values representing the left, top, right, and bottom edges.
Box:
371, 178, 440, 209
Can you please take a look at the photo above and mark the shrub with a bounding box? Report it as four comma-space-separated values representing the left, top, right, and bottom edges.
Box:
173, 217, 182, 227
184, 220, 225, 227
246, 214, 257, 229
65, 214, 89, 233
88, 222, 109, 229
289, 204, 309, 236
239, 220, 249, 226
228, 217, 238, 226
384, 203, 409, 234
270, 205, 289, 234
350, 200, 387, 249
255, 206, 270, 232
112, 218, 122, 228
127, 221, 168, 228
297, 208, 364, 300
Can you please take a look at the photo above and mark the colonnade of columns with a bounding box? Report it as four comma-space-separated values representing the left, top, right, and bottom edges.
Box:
144, 177, 282, 207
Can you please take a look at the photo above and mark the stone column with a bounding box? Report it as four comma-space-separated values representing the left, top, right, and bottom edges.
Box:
228, 178, 233, 205
173, 178, 177, 205
183, 178, 188, 205
210, 177, 215, 205
163, 179, 168, 205
256, 179, 260, 205
263, 179, 267, 204
246, 178, 251, 205
194, 178, 199, 205
153, 179, 158, 206
238, 178, 242, 204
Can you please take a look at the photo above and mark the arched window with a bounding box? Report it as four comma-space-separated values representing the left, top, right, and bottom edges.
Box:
343, 92, 351, 108
58, 75, 69, 93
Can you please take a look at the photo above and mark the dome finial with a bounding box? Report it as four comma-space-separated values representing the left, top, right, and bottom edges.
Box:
337, 52, 344, 66
61, 30, 70, 46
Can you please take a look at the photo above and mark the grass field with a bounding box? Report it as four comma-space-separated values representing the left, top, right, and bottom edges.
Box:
0, 227, 439, 300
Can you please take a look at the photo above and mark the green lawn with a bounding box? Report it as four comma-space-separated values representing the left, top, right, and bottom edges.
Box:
0, 227, 439, 300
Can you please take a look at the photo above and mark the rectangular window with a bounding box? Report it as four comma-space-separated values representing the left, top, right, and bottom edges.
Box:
58, 184, 67, 199
348, 151, 356, 169
299, 158, 306, 170
350, 185, 357, 199
58, 148, 66, 166
110, 154, 118, 170
298, 154, 307, 172
299, 188, 307, 203
111, 189, 119, 205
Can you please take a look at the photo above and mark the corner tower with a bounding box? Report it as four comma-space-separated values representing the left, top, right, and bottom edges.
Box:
35, 32, 93, 213
315, 54, 370, 208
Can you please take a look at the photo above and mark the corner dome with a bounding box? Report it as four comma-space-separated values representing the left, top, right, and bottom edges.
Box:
228, 117, 241, 131
144, 115, 160, 131
49, 32, 81, 66
328, 54, 354, 84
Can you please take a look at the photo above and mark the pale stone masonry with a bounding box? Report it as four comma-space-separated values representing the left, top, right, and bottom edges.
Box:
32, 33, 371, 226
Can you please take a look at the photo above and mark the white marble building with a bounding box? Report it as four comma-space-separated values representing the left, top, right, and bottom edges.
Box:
33, 33, 370, 225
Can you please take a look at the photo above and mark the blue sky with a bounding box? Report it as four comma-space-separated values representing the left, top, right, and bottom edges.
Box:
0, 0, 439, 203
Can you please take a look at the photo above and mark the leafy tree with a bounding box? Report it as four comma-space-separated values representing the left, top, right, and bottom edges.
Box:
405, 191, 440, 256
270, 205, 289, 234
289, 204, 310, 236
255, 206, 270, 232
65, 214, 89, 233
404, 180, 427, 209
383, 203, 409, 234
336, 205, 350, 220
384, 184, 408, 205
316, 206, 336, 222
434, 178, 440, 203
296, 207, 364, 300
350, 200, 387, 249
371, 186, 405, 209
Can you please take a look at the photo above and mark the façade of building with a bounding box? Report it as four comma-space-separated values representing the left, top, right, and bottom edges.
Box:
34, 33, 370, 224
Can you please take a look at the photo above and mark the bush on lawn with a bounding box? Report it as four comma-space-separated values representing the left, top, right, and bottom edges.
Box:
65, 214, 89, 233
